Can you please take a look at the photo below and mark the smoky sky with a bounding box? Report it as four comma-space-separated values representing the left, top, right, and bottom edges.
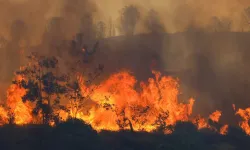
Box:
0, 0, 250, 44
95, 0, 250, 32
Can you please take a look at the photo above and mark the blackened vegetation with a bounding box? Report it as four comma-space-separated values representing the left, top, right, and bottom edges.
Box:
0, 120, 249, 150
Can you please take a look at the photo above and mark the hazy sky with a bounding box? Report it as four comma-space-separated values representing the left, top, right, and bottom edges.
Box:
94, 0, 250, 31
0, 0, 250, 43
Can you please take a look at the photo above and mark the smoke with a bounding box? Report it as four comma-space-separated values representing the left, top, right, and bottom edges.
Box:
0, 0, 249, 41
93, 0, 250, 33
0, 0, 96, 45
1, 0, 250, 124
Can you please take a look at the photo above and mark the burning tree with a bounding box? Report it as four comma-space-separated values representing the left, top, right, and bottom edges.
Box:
13, 53, 69, 124
55, 55, 104, 122
64, 80, 84, 120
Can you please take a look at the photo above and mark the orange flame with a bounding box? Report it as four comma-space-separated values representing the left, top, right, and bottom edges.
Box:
5, 75, 33, 125
0, 106, 8, 125
55, 70, 197, 132
0, 69, 243, 135
220, 124, 229, 135
209, 110, 222, 122
236, 108, 250, 135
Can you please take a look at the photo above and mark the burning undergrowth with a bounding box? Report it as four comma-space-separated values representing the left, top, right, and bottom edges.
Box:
0, 53, 249, 136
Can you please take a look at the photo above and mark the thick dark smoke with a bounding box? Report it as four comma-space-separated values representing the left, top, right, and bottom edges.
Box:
1, 0, 250, 125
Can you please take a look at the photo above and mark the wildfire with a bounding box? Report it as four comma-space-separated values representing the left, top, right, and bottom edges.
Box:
209, 110, 222, 123
220, 124, 229, 135
5, 75, 33, 125
0, 106, 8, 125
69, 70, 196, 132
5, 69, 250, 136
192, 115, 208, 129
236, 108, 250, 135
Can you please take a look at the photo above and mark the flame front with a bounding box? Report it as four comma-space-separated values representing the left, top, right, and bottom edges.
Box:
209, 110, 222, 123
0, 69, 245, 136
5, 75, 33, 125
236, 108, 250, 135
220, 124, 229, 135
0, 75, 33, 125
63, 70, 195, 132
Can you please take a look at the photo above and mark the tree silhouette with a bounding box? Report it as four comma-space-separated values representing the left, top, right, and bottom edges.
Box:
42, 17, 65, 56
96, 21, 106, 39
13, 53, 69, 124
65, 80, 84, 120
120, 5, 140, 35
80, 14, 95, 42
210, 16, 232, 32
144, 9, 165, 34
0, 35, 7, 49
10, 20, 28, 43
70, 33, 99, 63
108, 17, 116, 37
43, 17, 64, 42
115, 108, 134, 132
153, 111, 170, 133
242, 7, 250, 31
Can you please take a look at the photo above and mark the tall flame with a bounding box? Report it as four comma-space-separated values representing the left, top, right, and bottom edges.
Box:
236, 108, 250, 135
4, 75, 33, 125
209, 110, 222, 122
0, 69, 247, 136
65, 70, 195, 132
